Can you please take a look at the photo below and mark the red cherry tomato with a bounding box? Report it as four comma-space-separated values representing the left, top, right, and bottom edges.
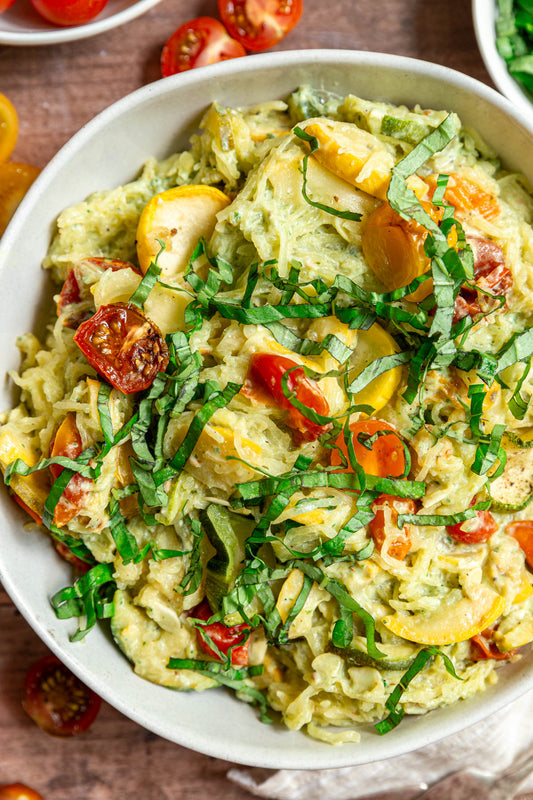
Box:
73, 302, 169, 395
454, 238, 512, 323
243, 352, 330, 444
0, 0, 17, 12
0, 785, 44, 800
49, 413, 92, 528
506, 520, 533, 568
23, 655, 101, 736
52, 539, 91, 572
191, 601, 250, 666
470, 630, 515, 661
28, 0, 108, 26
161, 17, 246, 77
218, 0, 303, 52
331, 419, 407, 477
369, 494, 416, 560
446, 509, 498, 544
57, 257, 138, 329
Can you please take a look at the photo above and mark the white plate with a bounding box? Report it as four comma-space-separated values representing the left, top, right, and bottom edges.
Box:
0, 0, 163, 45
2, 50, 533, 769
472, 0, 533, 118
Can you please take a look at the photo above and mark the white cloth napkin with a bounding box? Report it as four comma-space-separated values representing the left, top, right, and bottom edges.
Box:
228, 689, 533, 799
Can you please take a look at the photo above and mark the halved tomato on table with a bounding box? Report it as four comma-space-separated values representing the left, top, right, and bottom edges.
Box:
23, 654, 101, 736
218, 0, 303, 51
0, 785, 44, 800
161, 17, 246, 76
73, 302, 169, 394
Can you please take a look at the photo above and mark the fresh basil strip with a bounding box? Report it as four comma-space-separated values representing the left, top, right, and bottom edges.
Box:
51, 563, 115, 641
508, 357, 533, 419
97, 383, 114, 446
128, 260, 162, 308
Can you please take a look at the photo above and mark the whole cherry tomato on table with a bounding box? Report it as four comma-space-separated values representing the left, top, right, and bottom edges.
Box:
243, 352, 331, 444
23, 654, 101, 736
161, 17, 246, 76
0, 785, 45, 800
0, 163, 40, 237
28, 0, 108, 26
218, 0, 303, 51
73, 302, 169, 395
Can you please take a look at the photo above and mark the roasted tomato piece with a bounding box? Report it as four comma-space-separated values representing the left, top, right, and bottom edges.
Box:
73, 302, 169, 394
57, 257, 138, 329
23, 654, 101, 736
52, 539, 92, 572
506, 520, 533, 568
218, 0, 303, 52
0, 785, 45, 800
446, 509, 498, 544
331, 419, 407, 478
470, 629, 515, 661
49, 413, 92, 528
426, 173, 501, 222
454, 238, 512, 322
243, 352, 330, 444
161, 17, 246, 76
28, 0, 108, 25
191, 600, 250, 666
369, 494, 417, 560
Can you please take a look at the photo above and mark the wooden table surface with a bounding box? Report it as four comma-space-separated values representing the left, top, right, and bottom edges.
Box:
0, 2, 496, 799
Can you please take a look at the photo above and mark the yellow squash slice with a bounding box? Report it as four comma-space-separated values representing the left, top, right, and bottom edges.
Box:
275, 568, 306, 624
303, 119, 394, 200
0, 427, 50, 520
136, 185, 230, 279
381, 585, 505, 645
350, 322, 402, 412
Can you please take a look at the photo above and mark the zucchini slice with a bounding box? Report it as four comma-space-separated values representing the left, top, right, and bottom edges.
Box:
490, 436, 533, 512
330, 638, 420, 671
201, 504, 255, 611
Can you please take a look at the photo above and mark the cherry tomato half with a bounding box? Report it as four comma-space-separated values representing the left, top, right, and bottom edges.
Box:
161, 17, 246, 77
506, 520, 533, 568
0, 784, 45, 800
331, 419, 407, 478
73, 302, 169, 395
50, 414, 92, 528
0, 162, 40, 237
0, 93, 18, 162
369, 494, 417, 560
191, 600, 250, 666
23, 654, 101, 736
243, 352, 330, 444
470, 630, 515, 661
218, 0, 303, 52
52, 539, 91, 572
28, 0, 108, 26
57, 257, 138, 329
446, 509, 498, 544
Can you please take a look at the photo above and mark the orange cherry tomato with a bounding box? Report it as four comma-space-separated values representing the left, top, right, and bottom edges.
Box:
28, 0, 108, 26
0, 162, 40, 237
161, 17, 246, 77
368, 494, 416, 560
446, 509, 498, 544
243, 352, 331, 444
331, 419, 407, 478
218, 0, 303, 52
191, 600, 250, 666
0, 784, 45, 800
426, 173, 500, 222
0, 0, 17, 11
23, 654, 101, 736
50, 414, 92, 528
470, 630, 515, 661
0, 93, 18, 163
73, 303, 169, 395
506, 520, 533, 568
57, 257, 138, 329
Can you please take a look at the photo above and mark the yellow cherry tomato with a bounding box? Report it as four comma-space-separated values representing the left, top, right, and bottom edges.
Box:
0, 93, 18, 163
0, 162, 41, 236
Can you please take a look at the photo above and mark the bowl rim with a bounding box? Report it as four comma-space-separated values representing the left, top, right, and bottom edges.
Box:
2, 48, 533, 769
0, 0, 163, 45
471, 0, 533, 117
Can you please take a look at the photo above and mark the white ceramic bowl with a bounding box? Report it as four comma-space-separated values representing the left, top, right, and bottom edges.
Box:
0, 0, 162, 45
472, 0, 533, 119
2, 50, 533, 769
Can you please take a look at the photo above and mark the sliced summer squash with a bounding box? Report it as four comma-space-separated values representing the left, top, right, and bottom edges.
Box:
490, 439, 533, 512
381, 585, 505, 645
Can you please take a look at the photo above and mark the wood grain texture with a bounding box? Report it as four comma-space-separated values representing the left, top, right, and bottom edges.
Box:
0, 2, 494, 797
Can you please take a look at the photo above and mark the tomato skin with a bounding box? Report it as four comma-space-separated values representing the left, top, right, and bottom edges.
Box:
369, 494, 416, 560
454, 238, 512, 323
12, 493, 43, 525
23, 655, 101, 736
506, 520, 533, 568
331, 419, 407, 478
244, 352, 330, 444
50, 413, 92, 528
28, 0, 108, 26
73, 302, 169, 395
470, 630, 515, 661
191, 601, 250, 666
0, 0, 17, 12
52, 539, 91, 572
446, 509, 498, 544
218, 0, 303, 51
0, 784, 45, 800
161, 17, 246, 76
57, 257, 137, 329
